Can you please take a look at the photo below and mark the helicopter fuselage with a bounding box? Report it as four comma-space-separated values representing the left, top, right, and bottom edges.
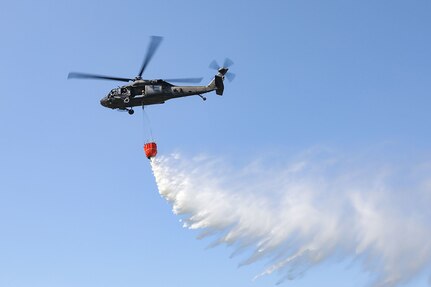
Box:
100, 79, 217, 110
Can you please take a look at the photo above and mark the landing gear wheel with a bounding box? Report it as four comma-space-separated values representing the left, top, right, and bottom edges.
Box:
198, 94, 206, 101
128, 109, 134, 115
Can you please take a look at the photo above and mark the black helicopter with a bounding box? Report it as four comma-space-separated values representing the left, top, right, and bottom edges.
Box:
68, 36, 235, 115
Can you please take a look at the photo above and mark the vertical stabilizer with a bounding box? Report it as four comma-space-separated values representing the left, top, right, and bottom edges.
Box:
215, 75, 224, 95
207, 75, 225, 96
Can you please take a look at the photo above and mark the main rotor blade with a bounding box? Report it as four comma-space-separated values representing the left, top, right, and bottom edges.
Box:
138, 36, 163, 78
164, 77, 203, 83
68, 72, 132, 82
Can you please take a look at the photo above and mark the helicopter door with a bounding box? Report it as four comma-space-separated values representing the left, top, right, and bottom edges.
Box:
145, 85, 162, 95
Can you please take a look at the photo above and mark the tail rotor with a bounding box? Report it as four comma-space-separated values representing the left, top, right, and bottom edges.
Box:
209, 58, 236, 82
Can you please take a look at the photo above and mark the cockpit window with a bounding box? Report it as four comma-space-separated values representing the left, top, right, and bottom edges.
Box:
110, 88, 127, 95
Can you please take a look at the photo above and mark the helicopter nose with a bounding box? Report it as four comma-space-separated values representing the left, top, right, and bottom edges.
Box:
100, 97, 109, 107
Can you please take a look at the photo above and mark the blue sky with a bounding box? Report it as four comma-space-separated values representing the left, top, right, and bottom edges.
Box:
1, 1, 430, 286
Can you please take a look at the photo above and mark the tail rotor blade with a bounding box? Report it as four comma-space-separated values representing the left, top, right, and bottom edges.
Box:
225, 72, 236, 82
209, 60, 220, 70
138, 36, 163, 78
223, 58, 234, 68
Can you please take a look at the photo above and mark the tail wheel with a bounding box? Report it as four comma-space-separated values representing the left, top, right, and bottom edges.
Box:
128, 109, 134, 115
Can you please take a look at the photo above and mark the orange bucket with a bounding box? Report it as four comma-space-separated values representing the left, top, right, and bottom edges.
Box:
144, 142, 157, 159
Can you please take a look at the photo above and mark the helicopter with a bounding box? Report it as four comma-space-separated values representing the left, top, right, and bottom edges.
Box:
68, 36, 235, 115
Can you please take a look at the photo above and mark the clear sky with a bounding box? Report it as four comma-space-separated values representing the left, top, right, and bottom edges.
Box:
1, 0, 430, 286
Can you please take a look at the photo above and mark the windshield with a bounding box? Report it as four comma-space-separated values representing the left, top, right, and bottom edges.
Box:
110, 88, 121, 95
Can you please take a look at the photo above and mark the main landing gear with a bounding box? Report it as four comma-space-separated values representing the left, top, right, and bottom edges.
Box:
118, 108, 134, 115
118, 107, 134, 115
